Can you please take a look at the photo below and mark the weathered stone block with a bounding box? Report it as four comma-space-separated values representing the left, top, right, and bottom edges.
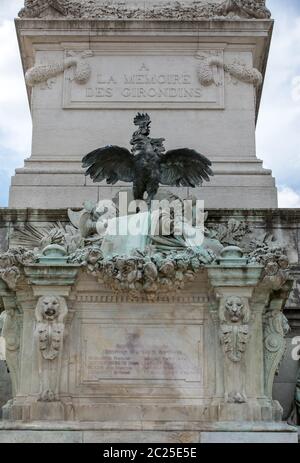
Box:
0, 361, 12, 419
200, 431, 298, 443
0, 430, 83, 444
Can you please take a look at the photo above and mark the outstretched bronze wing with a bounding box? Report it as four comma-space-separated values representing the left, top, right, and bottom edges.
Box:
82, 146, 135, 185
159, 149, 214, 187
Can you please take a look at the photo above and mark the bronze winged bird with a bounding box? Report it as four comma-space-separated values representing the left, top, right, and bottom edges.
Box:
82, 113, 213, 204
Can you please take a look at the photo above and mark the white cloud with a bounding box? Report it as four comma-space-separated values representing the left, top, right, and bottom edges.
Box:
0, 0, 24, 21
0, 19, 31, 153
278, 186, 300, 208
256, 1, 300, 200
0, 3, 32, 206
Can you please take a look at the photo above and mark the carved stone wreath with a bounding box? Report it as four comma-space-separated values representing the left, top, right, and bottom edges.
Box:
25, 50, 93, 88
69, 245, 214, 301
3, 207, 290, 299
19, 0, 272, 20
196, 53, 263, 88
0, 248, 36, 290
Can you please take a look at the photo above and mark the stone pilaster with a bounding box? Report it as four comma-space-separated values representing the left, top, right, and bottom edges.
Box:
3, 247, 79, 421
207, 246, 273, 421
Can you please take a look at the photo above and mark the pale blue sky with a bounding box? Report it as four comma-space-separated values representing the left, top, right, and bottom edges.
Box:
0, 0, 299, 207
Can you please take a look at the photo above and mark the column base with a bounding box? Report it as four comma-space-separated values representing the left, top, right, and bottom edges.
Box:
0, 421, 297, 443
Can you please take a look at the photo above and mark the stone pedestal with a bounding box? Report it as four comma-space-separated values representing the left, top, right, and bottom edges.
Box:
9, 0, 277, 208
0, 243, 297, 442
1, 0, 298, 444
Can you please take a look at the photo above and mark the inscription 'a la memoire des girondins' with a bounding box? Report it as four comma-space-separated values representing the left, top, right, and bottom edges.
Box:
64, 57, 224, 109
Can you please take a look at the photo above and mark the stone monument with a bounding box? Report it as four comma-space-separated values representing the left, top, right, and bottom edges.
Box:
9, 0, 277, 209
0, 0, 299, 444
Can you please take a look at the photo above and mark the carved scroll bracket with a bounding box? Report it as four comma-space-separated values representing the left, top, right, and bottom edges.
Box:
263, 285, 292, 400
0, 280, 22, 400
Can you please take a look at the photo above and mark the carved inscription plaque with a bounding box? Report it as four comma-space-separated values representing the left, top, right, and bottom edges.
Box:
81, 324, 203, 383
63, 51, 224, 109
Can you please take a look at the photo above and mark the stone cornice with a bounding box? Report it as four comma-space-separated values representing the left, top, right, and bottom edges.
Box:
18, 0, 271, 21
1, 208, 300, 225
